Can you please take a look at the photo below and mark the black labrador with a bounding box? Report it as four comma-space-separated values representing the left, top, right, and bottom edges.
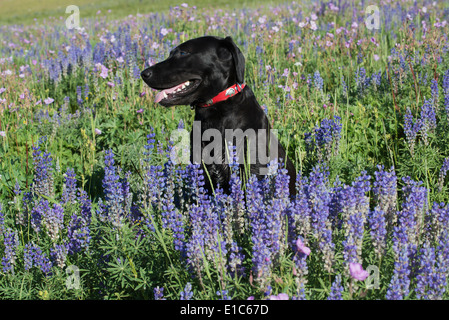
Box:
141, 36, 296, 196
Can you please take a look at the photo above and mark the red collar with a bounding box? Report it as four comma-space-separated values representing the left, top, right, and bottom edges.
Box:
197, 83, 246, 108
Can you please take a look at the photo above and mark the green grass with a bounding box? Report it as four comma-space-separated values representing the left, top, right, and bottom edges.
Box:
0, 0, 285, 25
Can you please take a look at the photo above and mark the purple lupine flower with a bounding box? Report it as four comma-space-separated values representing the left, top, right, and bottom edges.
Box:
154, 286, 166, 300
343, 211, 365, 265
306, 117, 342, 162
31, 244, 53, 275
100, 149, 127, 227
338, 172, 370, 267
61, 168, 77, 205
31, 139, 54, 197
438, 157, 449, 192
371, 70, 382, 88
30, 197, 51, 233
67, 191, 92, 256
307, 165, 334, 272
373, 165, 397, 229
355, 67, 370, 95
0, 203, 4, 234
246, 174, 272, 289
435, 230, 449, 298
431, 78, 439, 107
427, 202, 449, 242
42, 203, 64, 241
368, 206, 387, 259
24, 243, 34, 271
443, 69, 449, 124
180, 282, 194, 300
287, 173, 312, 245
50, 243, 68, 269
327, 274, 344, 300
185, 165, 225, 277
415, 241, 442, 300
404, 107, 421, 155
399, 177, 427, 246
386, 236, 411, 300
1, 229, 19, 273
267, 163, 291, 260
313, 70, 324, 91
217, 290, 232, 300
76, 86, 83, 105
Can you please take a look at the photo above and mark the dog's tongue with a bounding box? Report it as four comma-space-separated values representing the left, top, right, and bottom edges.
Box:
154, 81, 188, 103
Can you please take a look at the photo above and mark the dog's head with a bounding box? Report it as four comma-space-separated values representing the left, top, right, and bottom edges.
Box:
141, 36, 245, 107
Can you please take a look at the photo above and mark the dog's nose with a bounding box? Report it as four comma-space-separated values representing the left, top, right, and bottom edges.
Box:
141, 68, 152, 80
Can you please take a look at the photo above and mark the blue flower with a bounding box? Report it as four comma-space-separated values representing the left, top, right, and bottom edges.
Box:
246, 174, 272, 289
61, 168, 77, 204
373, 165, 397, 229
180, 282, 194, 300
1, 229, 19, 273
368, 207, 387, 259
313, 70, 324, 91
386, 244, 411, 300
327, 274, 344, 300
154, 286, 166, 300
50, 243, 68, 269
404, 108, 421, 155
31, 138, 54, 197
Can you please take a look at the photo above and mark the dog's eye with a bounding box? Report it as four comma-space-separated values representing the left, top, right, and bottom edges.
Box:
179, 51, 189, 56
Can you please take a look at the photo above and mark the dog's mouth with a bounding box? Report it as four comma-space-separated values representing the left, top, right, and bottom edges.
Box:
154, 79, 201, 104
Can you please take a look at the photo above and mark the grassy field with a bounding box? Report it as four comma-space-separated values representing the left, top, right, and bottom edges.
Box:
0, 0, 282, 25
1, 0, 449, 301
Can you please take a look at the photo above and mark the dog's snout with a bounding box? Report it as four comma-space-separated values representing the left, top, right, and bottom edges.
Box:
141, 68, 152, 80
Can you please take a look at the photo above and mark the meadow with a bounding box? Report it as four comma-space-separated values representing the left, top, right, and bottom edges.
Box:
0, 0, 449, 300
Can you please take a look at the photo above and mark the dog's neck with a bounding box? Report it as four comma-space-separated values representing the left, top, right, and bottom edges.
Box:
192, 83, 246, 109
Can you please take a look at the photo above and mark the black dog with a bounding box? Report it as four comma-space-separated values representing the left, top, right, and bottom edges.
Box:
141, 36, 296, 195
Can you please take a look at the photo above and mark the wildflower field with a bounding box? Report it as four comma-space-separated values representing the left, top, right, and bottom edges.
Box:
1, 0, 449, 301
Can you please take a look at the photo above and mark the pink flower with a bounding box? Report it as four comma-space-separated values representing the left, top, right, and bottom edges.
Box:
373, 54, 380, 61
269, 293, 289, 300
160, 28, 169, 36
0, 88, 6, 94
296, 238, 311, 256
0, 131, 6, 137
136, 108, 144, 113
95, 128, 102, 135
349, 262, 369, 281
100, 66, 109, 79
44, 97, 54, 105
96, 63, 109, 79
107, 82, 115, 87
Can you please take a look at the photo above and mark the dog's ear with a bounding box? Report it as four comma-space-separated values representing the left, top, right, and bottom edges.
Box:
218, 36, 245, 83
